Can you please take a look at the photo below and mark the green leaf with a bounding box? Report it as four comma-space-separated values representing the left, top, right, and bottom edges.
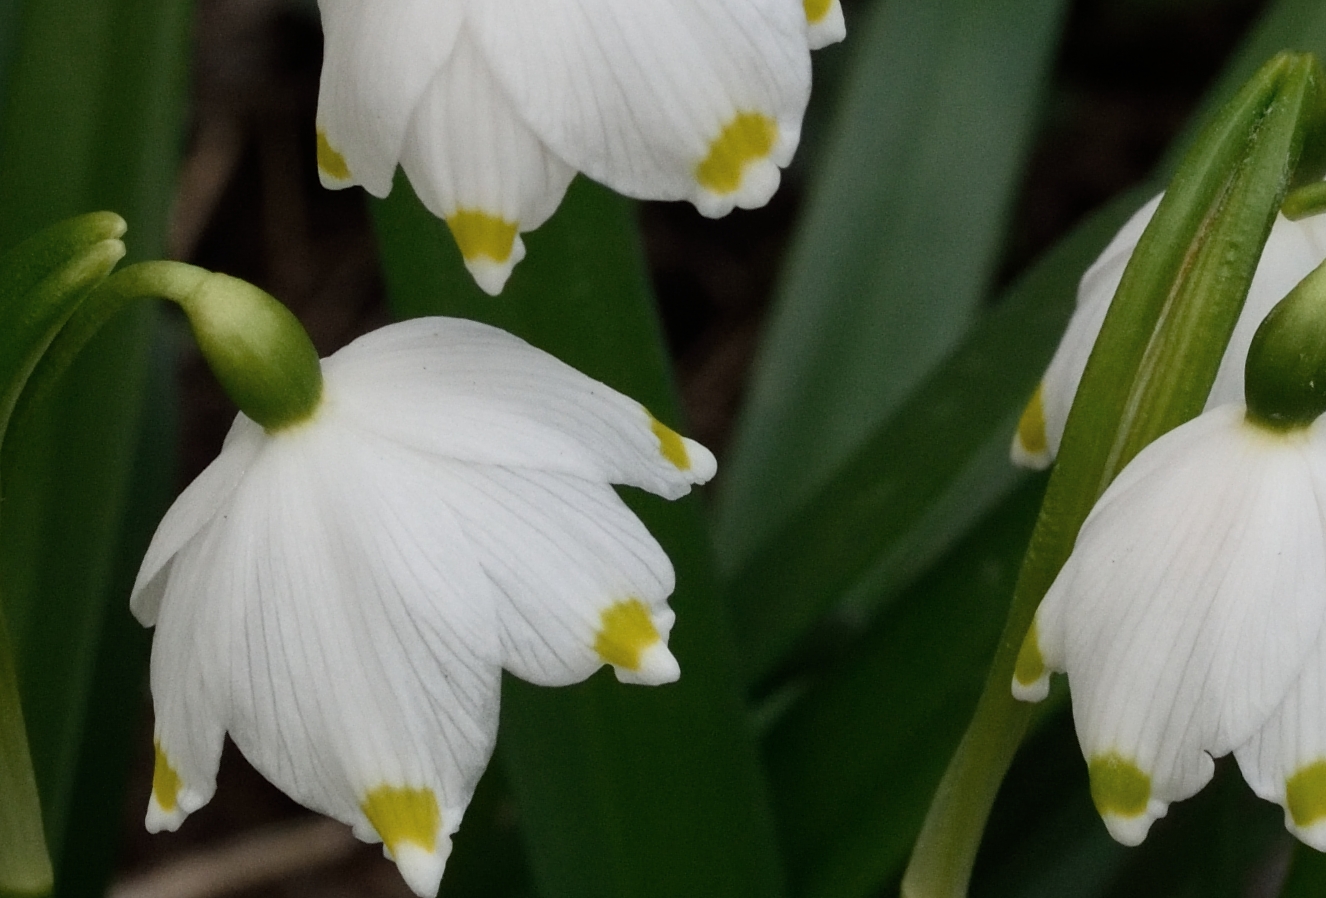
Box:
372, 176, 787, 898
727, 192, 1143, 684
1279, 841, 1326, 898
713, 0, 1070, 576
765, 476, 1045, 898
0, 0, 192, 889
0, 218, 128, 898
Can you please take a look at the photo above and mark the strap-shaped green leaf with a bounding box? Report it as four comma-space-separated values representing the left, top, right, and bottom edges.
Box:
0, 0, 191, 890
766, 478, 1044, 898
713, 0, 1069, 578
373, 176, 787, 898
0, 215, 126, 898
727, 193, 1142, 684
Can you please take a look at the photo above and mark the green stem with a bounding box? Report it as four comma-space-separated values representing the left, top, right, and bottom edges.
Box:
17, 261, 321, 434
902, 52, 1326, 898
0, 610, 50, 898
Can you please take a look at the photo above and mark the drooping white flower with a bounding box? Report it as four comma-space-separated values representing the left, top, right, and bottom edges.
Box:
134, 316, 715, 897
1010, 196, 1326, 468
314, 0, 843, 295
1013, 403, 1326, 846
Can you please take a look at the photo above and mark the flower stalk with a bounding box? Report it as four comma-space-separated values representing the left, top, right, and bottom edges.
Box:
20, 261, 323, 433
902, 51, 1326, 897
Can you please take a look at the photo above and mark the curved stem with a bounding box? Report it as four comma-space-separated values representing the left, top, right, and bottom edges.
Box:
12, 262, 208, 433
901, 52, 1324, 897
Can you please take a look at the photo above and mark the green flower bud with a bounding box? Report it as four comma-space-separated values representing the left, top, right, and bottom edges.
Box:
174, 272, 323, 431
1246, 259, 1326, 429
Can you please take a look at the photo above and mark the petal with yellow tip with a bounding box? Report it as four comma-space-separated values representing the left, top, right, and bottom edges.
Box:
399, 32, 574, 295
467, 0, 809, 214
315, 0, 461, 196
803, 0, 846, 50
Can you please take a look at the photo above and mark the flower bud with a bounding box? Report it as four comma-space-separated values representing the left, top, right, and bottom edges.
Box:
175, 273, 323, 431
1245, 258, 1326, 429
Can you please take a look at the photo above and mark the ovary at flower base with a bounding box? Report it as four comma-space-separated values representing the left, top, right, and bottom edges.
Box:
313, 0, 844, 294
1010, 193, 1326, 469
1011, 256, 1326, 850
135, 315, 715, 897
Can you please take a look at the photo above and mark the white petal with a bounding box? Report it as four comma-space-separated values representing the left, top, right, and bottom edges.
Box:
315, 0, 462, 196
1233, 418, 1326, 849
1014, 196, 1162, 467
1036, 406, 1326, 842
152, 418, 504, 896
399, 31, 575, 296
1207, 211, 1326, 406
1019, 195, 1326, 468
146, 520, 230, 831
804, 0, 845, 49
1236, 633, 1326, 849
432, 462, 679, 686
467, 0, 811, 215
323, 317, 716, 498
131, 416, 266, 625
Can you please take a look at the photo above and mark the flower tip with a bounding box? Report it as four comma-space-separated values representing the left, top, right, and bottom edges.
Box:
1089, 753, 1163, 846
1100, 805, 1164, 847
1011, 621, 1050, 702
389, 839, 452, 898
614, 642, 681, 686
144, 796, 187, 834
1010, 384, 1051, 470
1010, 672, 1049, 703
694, 160, 782, 218
462, 238, 526, 296
316, 129, 355, 190
1009, 435, 1052, 471
806, 0, 846, 49
682, 437, 718, 484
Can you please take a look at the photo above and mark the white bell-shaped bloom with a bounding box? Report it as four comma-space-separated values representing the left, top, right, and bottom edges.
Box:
1010, 196, 1326, 469
1013, 403, 1326, 846
314, 0, 843, 295
133, 317, 715, 897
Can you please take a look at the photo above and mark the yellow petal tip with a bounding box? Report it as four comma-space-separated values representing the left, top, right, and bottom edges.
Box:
648, 413, 691, 470
1288, 761, 1326, 828
446, 210, 519, 264
152, 741, 182, 813
594, 599, 663, 671
695, 112, 778, 197
316, 129, 352, 183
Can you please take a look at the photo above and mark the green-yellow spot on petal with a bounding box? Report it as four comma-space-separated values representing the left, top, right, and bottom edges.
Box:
696, 112, 777, 196
1287, 760, 1326, 827
803, 0, 832, 23
152, 742, 182, 812
1089, 753, 1151, 819
594, 599, 661, 671
362, 785, 441, 856
446, 210, 519, 263
316, 129, 351, 182
1017, 383, 1048, 457
649, 413, 691, 470
1013, 620, 1045, 687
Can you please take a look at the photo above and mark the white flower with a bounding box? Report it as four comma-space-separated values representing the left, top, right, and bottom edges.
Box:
133, 317, 715, 897
1013, 403, 1326, 847
1011, 196, 1326, 469
314, 0, 843, 295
